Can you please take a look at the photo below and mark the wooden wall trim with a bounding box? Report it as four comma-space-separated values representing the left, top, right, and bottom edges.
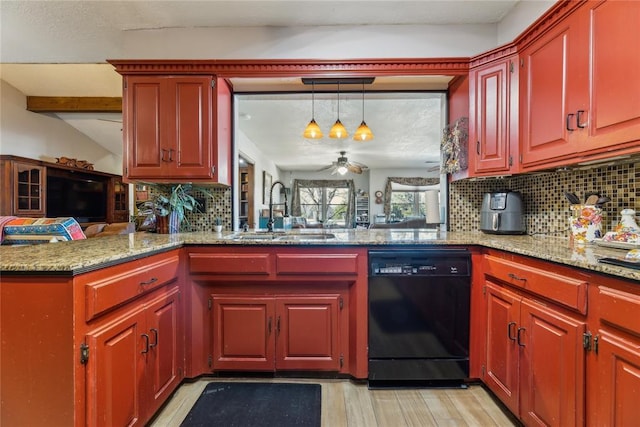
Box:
107, 58, 471, 77
26, 96, 122, 112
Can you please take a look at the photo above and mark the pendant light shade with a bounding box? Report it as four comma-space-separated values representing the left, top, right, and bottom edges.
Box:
353, 83, 374, 141
329, 82, 348, 139
303, 82, 323, 139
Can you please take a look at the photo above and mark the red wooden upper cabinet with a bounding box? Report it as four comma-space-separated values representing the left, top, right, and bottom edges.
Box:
519, 10, 584, 169
469, 54, 519, 175
579, 0, 640, 155
121, 75, 231, 185
520, 1, 640, 170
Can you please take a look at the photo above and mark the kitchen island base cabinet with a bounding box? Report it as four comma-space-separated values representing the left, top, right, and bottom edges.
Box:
86, 286, 182, 427
212, 295, 341, 372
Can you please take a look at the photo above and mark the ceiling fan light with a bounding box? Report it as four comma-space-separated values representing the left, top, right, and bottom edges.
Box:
353, 121, 374, 142
329, 119, 349, 139
336, 165, 349, 175
303, 119, 323, 139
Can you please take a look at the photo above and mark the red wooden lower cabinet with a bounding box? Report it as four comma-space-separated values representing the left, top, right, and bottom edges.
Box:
86, 286, 182, 427
185, 246, 368, 379
591, 281, 640, 426
212, 294, 342, 372
483, 280, 586, 427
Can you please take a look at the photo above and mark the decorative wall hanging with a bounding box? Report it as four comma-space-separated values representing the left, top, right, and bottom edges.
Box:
441, 117, 468, 174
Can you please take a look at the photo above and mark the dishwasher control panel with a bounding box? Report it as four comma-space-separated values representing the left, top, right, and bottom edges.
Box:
369, 250, 470, 276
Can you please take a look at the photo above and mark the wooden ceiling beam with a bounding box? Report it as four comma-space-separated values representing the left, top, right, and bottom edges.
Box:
26, 96, 122, 113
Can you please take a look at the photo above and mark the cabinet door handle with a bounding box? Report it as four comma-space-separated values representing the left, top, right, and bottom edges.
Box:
507, 321, 517, 341
517, 327, 526, 347
576, 110, 587, 128
161, 149, 169, 162
267, 317, 272, 335
276, 315, 281, 336
140, 277, 158, 286
149, 328, 158, 348
168, 149, 175, 162
141, 333, 150, 353
566, 113, 575, 131
507, 273, 526, 282
476, 140, 481, 155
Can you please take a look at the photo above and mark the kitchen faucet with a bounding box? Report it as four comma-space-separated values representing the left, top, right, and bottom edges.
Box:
267, 181, 289, 232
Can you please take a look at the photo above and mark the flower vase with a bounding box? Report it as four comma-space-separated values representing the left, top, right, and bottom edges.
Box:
214, 225, 223, 233
168, 211, 180, 234
569, 204, 603, 244
155, 215, 169, 234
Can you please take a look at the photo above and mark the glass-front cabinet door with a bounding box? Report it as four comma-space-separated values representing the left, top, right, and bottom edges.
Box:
13, 162, 45, 216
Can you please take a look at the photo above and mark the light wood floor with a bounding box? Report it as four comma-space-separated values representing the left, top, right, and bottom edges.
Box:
150, 377, 518, 427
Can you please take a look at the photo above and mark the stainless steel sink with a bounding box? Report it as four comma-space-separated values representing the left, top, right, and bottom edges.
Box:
275, 233, 336, 241
232, 232, 284, 241
230, 232, 336, 241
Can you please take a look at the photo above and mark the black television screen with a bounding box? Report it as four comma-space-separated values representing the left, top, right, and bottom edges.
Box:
47, 171, 108, 223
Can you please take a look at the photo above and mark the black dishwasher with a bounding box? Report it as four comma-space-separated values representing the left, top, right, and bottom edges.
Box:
368, 249, 471, 387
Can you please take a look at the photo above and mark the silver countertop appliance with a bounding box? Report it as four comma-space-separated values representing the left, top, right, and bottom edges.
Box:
480, 191, 526, 235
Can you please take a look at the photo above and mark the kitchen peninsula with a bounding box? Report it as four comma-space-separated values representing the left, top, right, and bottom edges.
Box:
1, 230, 638, 427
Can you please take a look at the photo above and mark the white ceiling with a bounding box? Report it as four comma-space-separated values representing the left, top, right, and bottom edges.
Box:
0, 0, 547, 173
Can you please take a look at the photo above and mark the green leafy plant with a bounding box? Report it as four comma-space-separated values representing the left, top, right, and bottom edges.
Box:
214, 217, 223, 226
139, 183, 215, 230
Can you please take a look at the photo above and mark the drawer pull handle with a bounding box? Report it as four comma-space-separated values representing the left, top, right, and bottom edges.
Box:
140, 277, 158, 286
141, 333, 150, 354
566, 113, 575, 131
507, 321, 517, 341
576, 110, 587, 128
517, 327, 526, 347
150, 328, 158, 348
508, 273, 526, 282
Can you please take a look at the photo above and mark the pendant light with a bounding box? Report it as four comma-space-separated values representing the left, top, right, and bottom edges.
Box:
353, 83, 374, 141
329, 82, 348, 139
303, 82, 323, 139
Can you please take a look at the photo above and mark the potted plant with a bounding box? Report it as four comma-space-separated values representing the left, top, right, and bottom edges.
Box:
139, 184, 211, 233
213, 217, 223, 233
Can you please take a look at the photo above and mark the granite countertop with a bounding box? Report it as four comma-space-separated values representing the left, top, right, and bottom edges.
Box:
0, 229, 637, 281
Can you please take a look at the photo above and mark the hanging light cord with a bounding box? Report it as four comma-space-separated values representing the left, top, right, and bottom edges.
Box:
311, 82, 316, 118
337, 81, 341, 120
361, 83, 365, 121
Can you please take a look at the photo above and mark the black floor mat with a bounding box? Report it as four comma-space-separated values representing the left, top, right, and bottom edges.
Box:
180, 382, 321, 427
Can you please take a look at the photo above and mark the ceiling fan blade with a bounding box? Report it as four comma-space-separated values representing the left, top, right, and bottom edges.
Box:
347, 164, 363, 174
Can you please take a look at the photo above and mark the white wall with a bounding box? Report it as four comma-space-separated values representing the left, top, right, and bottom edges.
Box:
121, 24, 499, 60
497, 1, 556, 45
235, 128, 282, 229
0, 80, 122, 174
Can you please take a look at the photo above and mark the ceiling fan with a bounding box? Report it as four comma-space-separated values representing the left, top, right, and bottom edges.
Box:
318, 151, 369, 175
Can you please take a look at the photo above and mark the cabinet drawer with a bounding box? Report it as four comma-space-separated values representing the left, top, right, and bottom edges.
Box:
598, 286, 640, 336
484, 254, 588, 313
85, 254, 180, 321
188, 253, 272, 275
276, 253, 359, 275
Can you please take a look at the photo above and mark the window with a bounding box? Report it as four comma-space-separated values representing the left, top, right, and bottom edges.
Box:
292, 180, 355, 227
390, 190, 427, 221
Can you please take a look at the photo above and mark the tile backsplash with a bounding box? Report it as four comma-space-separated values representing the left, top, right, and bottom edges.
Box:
449, 161, 639, 236
176, 161, 638, 235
